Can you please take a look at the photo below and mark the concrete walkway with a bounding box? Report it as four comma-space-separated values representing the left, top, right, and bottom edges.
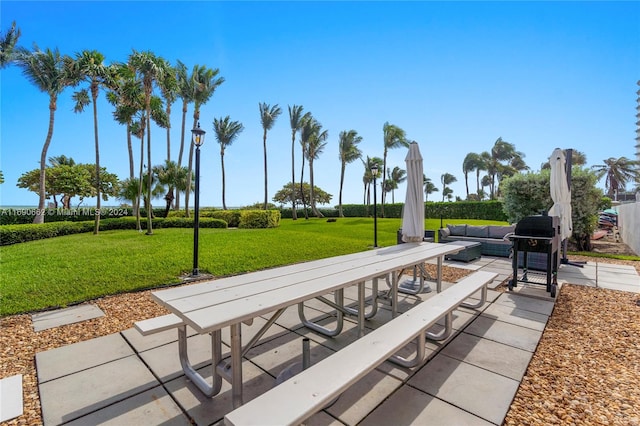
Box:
26, 257, 640, 425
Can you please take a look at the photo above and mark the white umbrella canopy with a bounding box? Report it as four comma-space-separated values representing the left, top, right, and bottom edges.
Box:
548, 148, 572, 241
402, 142, 425, 243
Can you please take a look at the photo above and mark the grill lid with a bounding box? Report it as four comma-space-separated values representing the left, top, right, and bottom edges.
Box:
514, 214, 560, 238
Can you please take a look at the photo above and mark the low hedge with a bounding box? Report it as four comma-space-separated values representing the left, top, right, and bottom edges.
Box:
0, 217, 227, 246
0, 207, 170, 225
279, 201, 508, 221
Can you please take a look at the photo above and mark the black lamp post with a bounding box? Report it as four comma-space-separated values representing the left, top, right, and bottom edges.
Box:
371, 164, 379, 248
191, 122, 206, 276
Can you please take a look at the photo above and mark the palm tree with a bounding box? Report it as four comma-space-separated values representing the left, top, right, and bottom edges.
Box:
259, 102, 282, 210
107, 63, 141, 179
213, 116, 244, 209
482, 137, 519, 199
15, 45, 74, 224
338, 130, 363, 217
591, 157, 640, 199
0, 21, 21, 67
362, 156, 383, 208
381, 122, 408, 216
70, 50, 115, 234
128, 50, 167, 234
108, 63, 167, 224
387, 166, 406, 204
118, 177, 140, 211
440, 172, 457, 201
304, 118, 328, 217
184, 65, 224, 216
288, 104, 305, 220
153, 160, 189, 217
462, 152, 484, 199
121, 173, 164, 214
423, 175, 438, 201
174, 61, 195, 210
298, 112, 314, 219
157, 59, 178, 163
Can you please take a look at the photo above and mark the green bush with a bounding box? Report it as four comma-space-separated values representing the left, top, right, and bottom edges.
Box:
0, 207, 170, 225
0, 216, 228, 245
239, 210, 280, 228
501, 168, 602, 251
501, 172, 552, 223
427, 201, 507, 222
0, 221, 92, 245
209, 210, 241, 228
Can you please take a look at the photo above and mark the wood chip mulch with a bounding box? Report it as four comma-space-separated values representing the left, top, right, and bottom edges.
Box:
504, 283, 640, 425
1, 260, 639, 426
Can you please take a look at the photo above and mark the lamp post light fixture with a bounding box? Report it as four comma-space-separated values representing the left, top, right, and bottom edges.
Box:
370, 164, 379, 248
191, 122, 206, 276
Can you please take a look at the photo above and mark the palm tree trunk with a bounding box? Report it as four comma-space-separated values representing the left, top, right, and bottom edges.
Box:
127, 123, 134, 179
465, 174, 470, 199
338, 162, 346, 217
136, 130, 145, 231
263, 130, 268, 210
221, 150, 227, 210
381, 151, 387, 217
309, 159, 323, 218
175, 102, 188, 211
291, 133, 297, 220
166, 103, 171, 162
146, 105, 153, 235
34, 98, 57, 224
299, 151, 308, 219
92, 91, 101, 235
184, 116, 198, 217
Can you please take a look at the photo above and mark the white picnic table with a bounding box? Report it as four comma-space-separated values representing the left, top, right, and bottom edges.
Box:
150, 240, 476, 408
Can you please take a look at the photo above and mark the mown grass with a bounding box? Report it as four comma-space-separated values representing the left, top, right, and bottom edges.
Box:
0, 217, 507, 316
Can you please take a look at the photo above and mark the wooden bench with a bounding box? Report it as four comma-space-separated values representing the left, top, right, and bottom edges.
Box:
223, 270, 497, 426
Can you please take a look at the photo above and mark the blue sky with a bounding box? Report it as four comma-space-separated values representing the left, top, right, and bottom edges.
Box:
1, 1, 639, 208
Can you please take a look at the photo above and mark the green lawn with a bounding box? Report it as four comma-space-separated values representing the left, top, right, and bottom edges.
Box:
0, 217, 507, 316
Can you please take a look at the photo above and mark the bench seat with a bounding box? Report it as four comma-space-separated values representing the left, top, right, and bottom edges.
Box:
224, 270, 497, 426
134, 313, 183, 336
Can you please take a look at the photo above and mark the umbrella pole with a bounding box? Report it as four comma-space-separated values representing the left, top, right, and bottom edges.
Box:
560, 148, 585, 268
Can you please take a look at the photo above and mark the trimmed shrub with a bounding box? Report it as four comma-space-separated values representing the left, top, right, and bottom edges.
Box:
210, 210, 241, 228
239, 210, 280, 229
0, 207, 169, 225
301, 201, 508, 221
0, 216, 228, 245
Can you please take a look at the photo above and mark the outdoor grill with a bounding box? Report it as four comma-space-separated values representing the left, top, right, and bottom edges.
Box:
508, 214, 561, 297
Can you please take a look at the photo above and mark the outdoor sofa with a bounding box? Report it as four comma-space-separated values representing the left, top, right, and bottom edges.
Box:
438, 224, 515, 258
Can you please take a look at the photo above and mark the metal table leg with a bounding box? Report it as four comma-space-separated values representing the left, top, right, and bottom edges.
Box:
178, 325, 223, 398
230, 323, 243, 408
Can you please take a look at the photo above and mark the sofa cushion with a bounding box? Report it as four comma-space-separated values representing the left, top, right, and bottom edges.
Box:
447, 224, 467, 236
466, 225, 488, 238
488, 225, 515, 239
439, 227, 451, 239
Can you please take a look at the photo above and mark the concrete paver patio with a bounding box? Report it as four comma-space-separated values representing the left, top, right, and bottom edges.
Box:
31, 257, 639, 425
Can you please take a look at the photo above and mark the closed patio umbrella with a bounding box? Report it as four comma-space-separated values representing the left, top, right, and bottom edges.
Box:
548, 148, 572, 242
548, 148, 585, 268
401, 142, 425, 243
399, 142, 430, 293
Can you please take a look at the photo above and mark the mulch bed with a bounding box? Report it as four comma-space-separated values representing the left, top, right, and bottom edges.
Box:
1, 260, 639, 425
504, 284, 640, 425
